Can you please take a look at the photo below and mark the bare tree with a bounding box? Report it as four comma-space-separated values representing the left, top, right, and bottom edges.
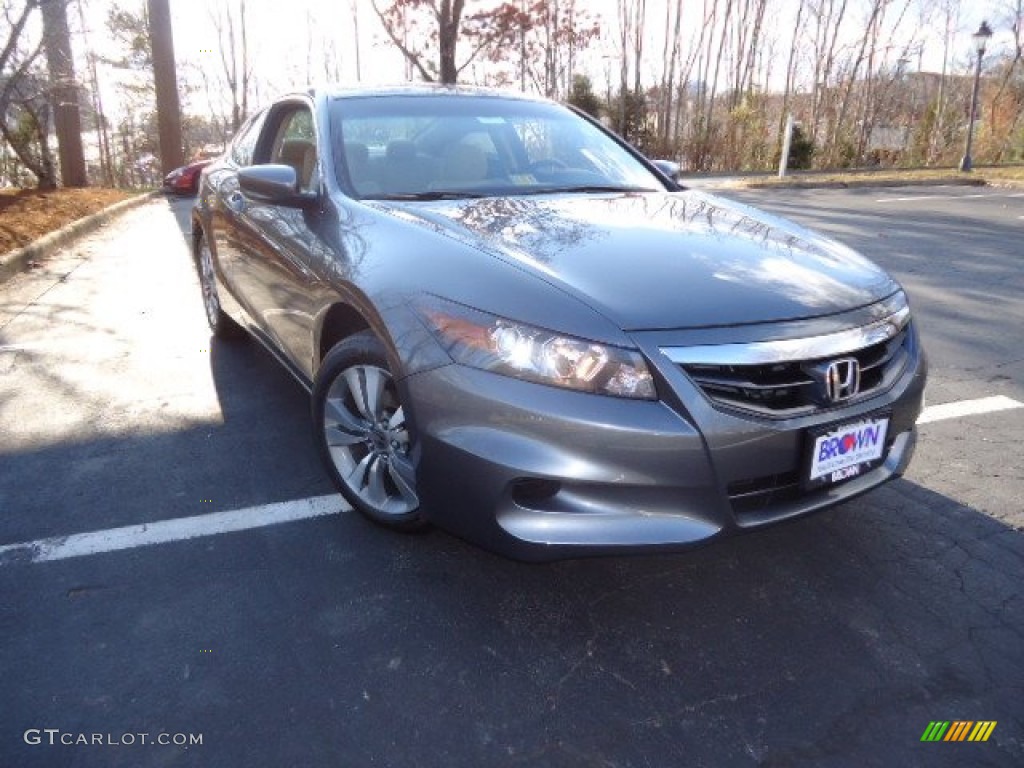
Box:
210, 0, 252, 131
103, 2, 159, 185
989, 0, 1024, 158
827, 0, 885, 164
703, 0, 734, 167
0, 72, 57, 188
777, 0, 808, 159
632, 0, 645, 98
928, 0, 960, 163
486, 0, 599, 98
613, 0, 652, 137
617, 0, 629, 133
74, 0, 113, 185
657, 0, 682, 150
351, 0, 363, 80
808, 0, 850, 148
1, 0, 38, 77
372, 0, 460, 83
1, 0, 60, 188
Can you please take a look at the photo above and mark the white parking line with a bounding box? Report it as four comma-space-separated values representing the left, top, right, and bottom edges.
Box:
876, 195, 945, 203
0, 495, 347, 565
917, 395, 1023, 425
1, 396, 1021, 566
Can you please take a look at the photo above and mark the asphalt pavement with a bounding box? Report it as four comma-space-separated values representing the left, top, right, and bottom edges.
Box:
1, 188, 1022, 767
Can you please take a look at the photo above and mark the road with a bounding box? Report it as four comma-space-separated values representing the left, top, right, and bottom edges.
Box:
1, 187, 1022, 767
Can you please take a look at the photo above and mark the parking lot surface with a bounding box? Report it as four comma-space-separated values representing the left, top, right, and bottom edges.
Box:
1, 188, 1022, 766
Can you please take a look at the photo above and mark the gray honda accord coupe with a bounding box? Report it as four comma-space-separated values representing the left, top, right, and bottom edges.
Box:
191, 85, 926, 561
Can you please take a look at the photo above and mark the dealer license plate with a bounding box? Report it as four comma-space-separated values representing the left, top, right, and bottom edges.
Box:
805, 415, 889, 489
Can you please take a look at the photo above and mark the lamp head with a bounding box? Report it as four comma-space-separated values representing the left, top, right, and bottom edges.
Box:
973, 21, 993, 55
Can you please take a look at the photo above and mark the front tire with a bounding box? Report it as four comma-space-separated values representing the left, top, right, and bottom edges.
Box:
313, 332, 426, 531
195, 233, 243, 338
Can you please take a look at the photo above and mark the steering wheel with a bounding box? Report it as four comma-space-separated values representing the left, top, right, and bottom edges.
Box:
528, 158, 568, 174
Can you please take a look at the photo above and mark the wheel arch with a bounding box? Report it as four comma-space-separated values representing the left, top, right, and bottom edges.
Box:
313, 291, 453, 389
315, 300, 375, 374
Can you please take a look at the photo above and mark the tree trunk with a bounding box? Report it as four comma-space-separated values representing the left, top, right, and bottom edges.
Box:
632, 0, 644, 98
40, 0, 87, 187
778, 0, 806, 158
352, 0, 362, 81
618, 0, 630, 136
240, 0, 249, 123
660, 0, 681, 149
438, 0, 464, 84
147, 0, 184, 175
705, 0, 735, 168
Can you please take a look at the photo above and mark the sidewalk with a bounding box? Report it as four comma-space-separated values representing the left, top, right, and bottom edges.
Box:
0, 191, 159, 284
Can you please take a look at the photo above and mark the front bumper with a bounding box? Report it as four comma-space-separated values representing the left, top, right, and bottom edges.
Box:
404, 322, 926, 562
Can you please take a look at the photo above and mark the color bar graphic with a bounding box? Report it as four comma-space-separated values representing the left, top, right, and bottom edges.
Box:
968, 722, 997, 742
944, 721, 972, 741
921, 721, 996, 742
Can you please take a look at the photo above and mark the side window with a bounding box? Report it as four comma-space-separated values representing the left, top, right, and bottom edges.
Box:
230, 111, 266, 166
269, 108, 319, 193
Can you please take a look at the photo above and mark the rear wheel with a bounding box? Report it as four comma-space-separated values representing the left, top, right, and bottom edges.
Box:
313, 332, 425, 531
195, 234, 243, 338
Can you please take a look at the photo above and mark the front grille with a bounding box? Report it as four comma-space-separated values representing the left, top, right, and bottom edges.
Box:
681, 327, 909, 418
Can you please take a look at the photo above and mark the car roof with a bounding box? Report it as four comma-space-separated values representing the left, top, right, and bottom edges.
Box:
313, 83, 557, 105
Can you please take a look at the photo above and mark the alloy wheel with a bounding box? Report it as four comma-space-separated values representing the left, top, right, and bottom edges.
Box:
322, 363, 419, 517
198, 239, 222, 329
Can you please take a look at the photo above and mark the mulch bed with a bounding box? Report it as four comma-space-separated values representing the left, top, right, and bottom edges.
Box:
0, 187, 137, 254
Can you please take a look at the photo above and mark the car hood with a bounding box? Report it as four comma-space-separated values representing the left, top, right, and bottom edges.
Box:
375, 190, 899, 331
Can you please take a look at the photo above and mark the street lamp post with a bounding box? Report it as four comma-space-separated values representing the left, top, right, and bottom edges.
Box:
959, 21, 993, 172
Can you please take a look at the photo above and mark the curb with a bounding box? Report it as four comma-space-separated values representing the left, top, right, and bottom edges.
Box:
0, 190, 161, 284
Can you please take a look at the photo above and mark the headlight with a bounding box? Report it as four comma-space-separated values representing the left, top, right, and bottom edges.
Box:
421, 300, 656, 400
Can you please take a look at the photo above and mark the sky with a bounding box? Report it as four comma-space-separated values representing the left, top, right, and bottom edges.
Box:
70, 0, 1017, 125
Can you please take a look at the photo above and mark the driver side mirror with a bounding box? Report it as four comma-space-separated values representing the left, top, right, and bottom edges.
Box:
651, 159, 681, 182
238, 164, 318, 208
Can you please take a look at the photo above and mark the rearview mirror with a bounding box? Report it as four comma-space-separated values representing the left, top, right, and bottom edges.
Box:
238, 164, 318, 208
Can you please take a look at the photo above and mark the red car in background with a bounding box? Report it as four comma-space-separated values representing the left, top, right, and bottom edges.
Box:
163, 148, 222, 195
162, 158, 214, 196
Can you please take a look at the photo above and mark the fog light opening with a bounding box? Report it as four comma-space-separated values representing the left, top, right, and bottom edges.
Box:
511, 478, 561, 506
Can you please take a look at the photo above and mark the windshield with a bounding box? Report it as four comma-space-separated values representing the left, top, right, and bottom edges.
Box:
329, 94, 664, 200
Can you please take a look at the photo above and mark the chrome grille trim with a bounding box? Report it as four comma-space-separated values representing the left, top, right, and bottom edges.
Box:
660, 304, 910, 366
670, 323, 912, 418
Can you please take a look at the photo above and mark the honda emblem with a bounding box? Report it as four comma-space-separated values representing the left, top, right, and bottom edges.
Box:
824, 358, 861, 402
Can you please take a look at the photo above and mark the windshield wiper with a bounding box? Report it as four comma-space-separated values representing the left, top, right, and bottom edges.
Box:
518, 185, 657, 196
366, 190, 488, 201
366, 185, 657, 201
